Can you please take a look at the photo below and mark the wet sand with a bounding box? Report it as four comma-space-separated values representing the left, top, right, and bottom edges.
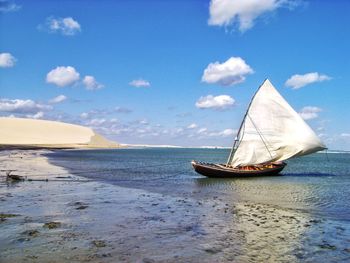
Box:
1, 150, 350, 262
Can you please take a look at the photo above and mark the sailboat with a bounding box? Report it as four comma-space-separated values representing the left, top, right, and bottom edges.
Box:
191, 79, 326, 177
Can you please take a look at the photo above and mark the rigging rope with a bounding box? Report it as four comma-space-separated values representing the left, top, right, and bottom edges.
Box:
247, 114, 274, 160
325, 148, 330, 162
227, 113, 274, 164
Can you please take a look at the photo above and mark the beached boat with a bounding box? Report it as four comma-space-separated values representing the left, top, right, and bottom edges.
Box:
192, 79, 326, 178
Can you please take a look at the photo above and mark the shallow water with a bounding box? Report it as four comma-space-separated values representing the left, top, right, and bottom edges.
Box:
1, 149, 350, 262
48, 148, 350, 220
49, 149, 350, 262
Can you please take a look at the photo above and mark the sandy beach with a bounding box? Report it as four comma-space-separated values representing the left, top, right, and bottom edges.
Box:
1, 150, 349, 262
0, 118, 119, 149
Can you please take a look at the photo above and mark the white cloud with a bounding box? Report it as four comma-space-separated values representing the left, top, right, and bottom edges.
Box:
285, 72, 331, 89
341, 133, 350, 138
0, 98, 52, 113
197, 128, 208, 134
195, 127, 236, 138
49, 95, 67, 104
110, 118, 118, 123
196, 95, 235, 110
45, 17, 81, 36
46, 66, 80, 87
0, 1, 21, 13
80, 112, 89, 119
78, 108, 130, 121
137, 129, 147, 134
115, 107, 132, 113
213, 128, 236, 137
299, 106, 322, 120
83, 75, 104, 90
129, 79, 151, 88
208, 0, 297, 32
187, 123, 198, 129
176, 128, 184, 134
139, 119, 149, 125
26, 111, 44, 119
0, 52, 16, 68
87, 118, 107, 126
202, 57, 253, 86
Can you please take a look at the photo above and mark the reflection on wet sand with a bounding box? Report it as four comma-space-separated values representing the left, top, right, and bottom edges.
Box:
196, 177, 312, 261
196, 177, 350, 262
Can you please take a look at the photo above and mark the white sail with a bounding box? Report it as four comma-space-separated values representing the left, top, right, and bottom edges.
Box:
229, 79, 326, 167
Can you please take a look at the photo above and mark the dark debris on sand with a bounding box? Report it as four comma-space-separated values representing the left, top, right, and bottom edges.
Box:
0, 213, 19, 222
43, 221, 61, 229
92, 240, 107, 248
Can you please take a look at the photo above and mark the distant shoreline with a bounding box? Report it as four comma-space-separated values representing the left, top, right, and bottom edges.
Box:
120, 144, 231, 149
1, 144, 348, 153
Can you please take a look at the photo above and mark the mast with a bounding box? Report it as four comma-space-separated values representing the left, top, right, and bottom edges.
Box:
226, 79, 269, 166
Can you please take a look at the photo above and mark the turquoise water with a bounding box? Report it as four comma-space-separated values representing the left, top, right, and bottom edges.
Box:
48, 148, 350, 220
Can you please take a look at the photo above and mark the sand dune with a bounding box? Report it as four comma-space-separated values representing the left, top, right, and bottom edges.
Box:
0, 117, 119, 149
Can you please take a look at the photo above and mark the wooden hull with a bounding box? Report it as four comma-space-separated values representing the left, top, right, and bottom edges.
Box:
191, 161, 286, 178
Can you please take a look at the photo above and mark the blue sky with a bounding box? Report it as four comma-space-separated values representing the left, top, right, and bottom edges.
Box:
1, 0, 349, 149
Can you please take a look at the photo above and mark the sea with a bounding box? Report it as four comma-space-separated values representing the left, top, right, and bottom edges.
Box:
46, 148, 350, 261
47, 148, 350, 219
